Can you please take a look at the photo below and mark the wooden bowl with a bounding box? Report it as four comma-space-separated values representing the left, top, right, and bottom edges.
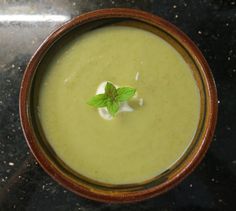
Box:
19, 8, 217, 203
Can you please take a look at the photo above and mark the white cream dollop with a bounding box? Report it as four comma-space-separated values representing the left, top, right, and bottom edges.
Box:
96, 82, 134, 120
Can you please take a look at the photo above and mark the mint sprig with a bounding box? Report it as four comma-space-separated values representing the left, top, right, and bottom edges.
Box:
87, 82, 136, 117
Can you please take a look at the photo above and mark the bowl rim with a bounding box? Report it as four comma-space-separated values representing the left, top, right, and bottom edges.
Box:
19, 8, 218, 203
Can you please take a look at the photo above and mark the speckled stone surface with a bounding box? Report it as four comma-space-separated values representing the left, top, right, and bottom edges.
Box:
0, 0, 235, 210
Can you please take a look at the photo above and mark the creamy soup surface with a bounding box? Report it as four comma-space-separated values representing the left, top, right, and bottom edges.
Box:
37, 26, 200, 184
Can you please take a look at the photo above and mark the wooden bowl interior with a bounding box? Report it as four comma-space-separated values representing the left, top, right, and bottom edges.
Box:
29, 18, 206, 190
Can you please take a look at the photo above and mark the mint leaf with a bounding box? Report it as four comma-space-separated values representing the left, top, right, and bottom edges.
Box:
87, 94, 107, 108
105, 82, 117, 100
107, 100, 119, 116
116, 87, 136, 102
88, 82, 136, 117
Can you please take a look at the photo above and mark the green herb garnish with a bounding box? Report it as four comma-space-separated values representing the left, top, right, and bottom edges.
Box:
88, 82, 136, 117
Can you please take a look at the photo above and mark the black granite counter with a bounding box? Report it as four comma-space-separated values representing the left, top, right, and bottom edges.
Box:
0, 0, 235, 210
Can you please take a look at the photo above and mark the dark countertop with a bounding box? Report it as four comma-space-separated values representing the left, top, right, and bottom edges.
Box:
0, 0, 235, 210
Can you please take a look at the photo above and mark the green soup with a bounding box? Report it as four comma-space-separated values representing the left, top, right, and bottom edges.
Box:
37, 26, 200, 185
